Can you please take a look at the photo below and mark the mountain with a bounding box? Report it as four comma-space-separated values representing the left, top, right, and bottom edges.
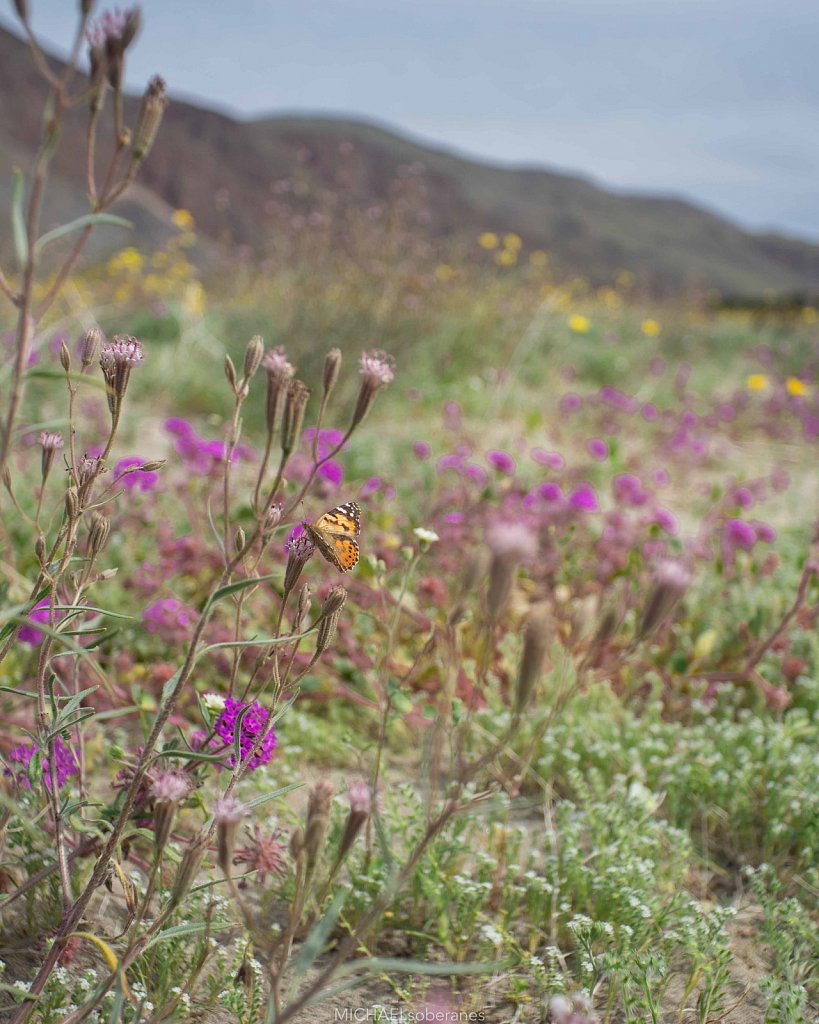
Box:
2, 24, 818, 298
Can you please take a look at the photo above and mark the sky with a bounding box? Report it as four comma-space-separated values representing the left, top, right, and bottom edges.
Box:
3, 0, 819, 241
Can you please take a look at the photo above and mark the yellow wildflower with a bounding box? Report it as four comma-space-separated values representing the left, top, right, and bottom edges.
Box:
801, 306, 818, 324
641, 318, 661, 337
503, 232, 522, 251
171, 208, 195, 230
786, 377, 809, 397
529, 249, 548, 267
478, 232, 499, 250
435, 264, 456, 282
568, 314, 590, 333
496, 249, 517, 267
746, 374, 769, 391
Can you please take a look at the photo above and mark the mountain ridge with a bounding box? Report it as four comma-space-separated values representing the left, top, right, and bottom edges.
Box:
1, 25, 818, 298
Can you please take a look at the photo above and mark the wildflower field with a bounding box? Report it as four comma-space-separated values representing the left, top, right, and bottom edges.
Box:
1, 9, 818, 1024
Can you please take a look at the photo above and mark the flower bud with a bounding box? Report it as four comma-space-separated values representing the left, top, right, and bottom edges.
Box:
59, 340, 72, 374
335, 782, 371, 867
88, 512, 111, 558
281, 380, 311, 454
242, 334, 264, 383
322, 348, 342, 396
315, 586, 347, 655
132, 75, 167, 161
515, 604, 551, 712
214, 796, 246, 876
304, 779, 334, 881
39, 432, 64, 481
168, 831, 209, 909
65, 487, 80, 520
81, 327, 101, 369
224, 354, 238, 393
637, 560, 692, 641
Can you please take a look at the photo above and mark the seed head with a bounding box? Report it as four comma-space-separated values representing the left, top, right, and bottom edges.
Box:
81, 327, 101, 369
335, 782, 372, 866
87, 511, 111, 558
637, 560, 693, 640
515, 604, 551, 712
100, 335, 145, 415
351, 349, 395, 428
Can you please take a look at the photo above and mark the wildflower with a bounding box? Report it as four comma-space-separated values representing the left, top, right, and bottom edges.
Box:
114, 456, 159, 492
569, 484, 599, 512
487, 449, 516, 474
143, 597, 197, 642
641, 318, 661, 337
537, 482, 563, 503
478, 232, 499, 249
725, 518, 756, 550
413, 441, 431, 459
786, 377, 809, 397
531, 448, 564, 469
202, 692, 227, 712
99, 335, 145, 416
586, 438, 609, 461
612, 473, 648, 506
323, 347, 342, 395
504, 232, 522, 251
87, 511, 111, 558
413, 527, 439, 544
19, 599, 52, 646
746, 374, 769, 391
233, 824, 288, 882
8, 737, 78, 789
568, 314, 590, 333
351, 350, 395, 428
168, 831, 209, 909
213, 697, 277, 770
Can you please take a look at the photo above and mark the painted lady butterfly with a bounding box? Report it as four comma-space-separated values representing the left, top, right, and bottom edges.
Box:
303, 501, 361, 572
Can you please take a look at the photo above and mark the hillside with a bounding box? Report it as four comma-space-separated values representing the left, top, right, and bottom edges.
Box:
2, 25, 818, 297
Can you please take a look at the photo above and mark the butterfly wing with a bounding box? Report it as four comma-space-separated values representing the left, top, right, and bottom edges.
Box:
305, 501, 361, 572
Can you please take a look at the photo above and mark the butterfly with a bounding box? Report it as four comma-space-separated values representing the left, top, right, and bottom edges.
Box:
303, 501, 361, 572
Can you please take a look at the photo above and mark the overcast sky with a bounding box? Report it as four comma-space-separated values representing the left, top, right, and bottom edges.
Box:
4, 0, 819, 240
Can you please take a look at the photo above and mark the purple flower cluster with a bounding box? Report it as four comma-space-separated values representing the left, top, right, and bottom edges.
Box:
8, 737, 79, 789
143, 597, 197, 642
19, 599, 52, 646
164, 418, 254, 475
114, 457, 159, 492
212, 697, 278, 770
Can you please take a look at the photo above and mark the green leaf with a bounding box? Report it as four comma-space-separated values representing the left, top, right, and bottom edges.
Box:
34, 213, 132, 256
245, 781, 303, 809
339, 956, 512, 977
25, 368, 107, 391
142, 921, 209, 951
11, 167, 27, 267
206, 573, 279, 607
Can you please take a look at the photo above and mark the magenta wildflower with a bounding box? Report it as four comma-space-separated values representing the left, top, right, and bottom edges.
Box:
725, 518, 757, 550
19, 599, 52, 646
587, 438, 609, 461
114, 457, 159, 492
8, 737, 78, 789
560, 393, 582, 413
143, 597, 197, 640
487, 450, 516, 474
569, 484, 600, 512
463, 463, 488, 485
413, 441, 431, 459
537, 482, 563, 503
317, 460, 343, 487
213, 697, 278, 770
653, 507, 679, 534
613, 473, 649, 506
86, 7, 132, 47
531, 448, 565, 469
642, 402, 659, 422
733, 487, 754, 509
754, 521, 777, 544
